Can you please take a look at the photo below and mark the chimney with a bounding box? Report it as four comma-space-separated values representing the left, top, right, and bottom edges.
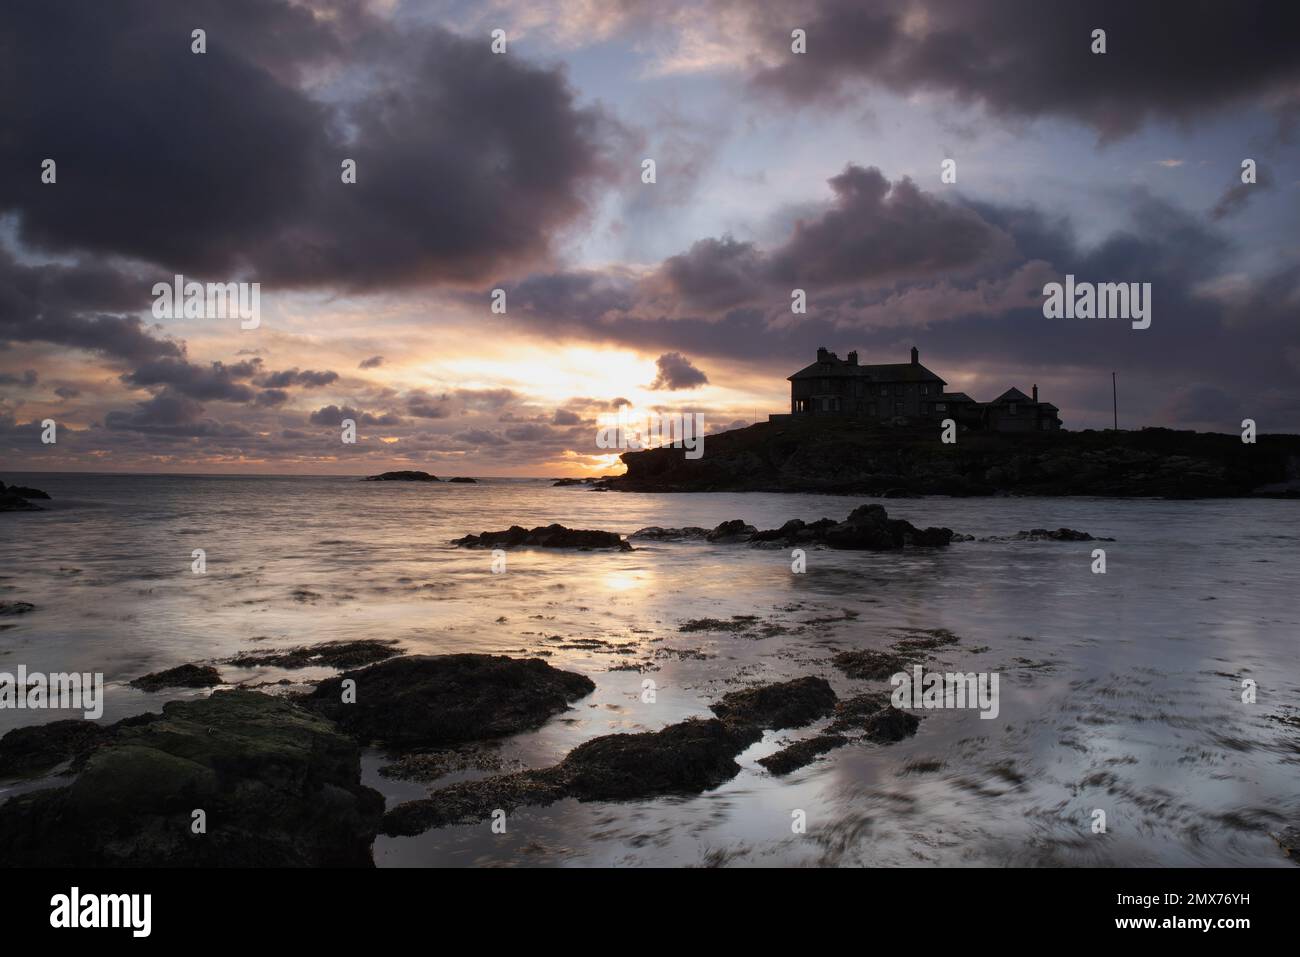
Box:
1032, 384, 1039, 403
847, 350, 858, 365
910, 346, 919, 366
816, 346, 830, 363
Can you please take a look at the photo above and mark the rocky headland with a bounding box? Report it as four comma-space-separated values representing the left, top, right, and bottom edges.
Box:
600, 420, 1300, 498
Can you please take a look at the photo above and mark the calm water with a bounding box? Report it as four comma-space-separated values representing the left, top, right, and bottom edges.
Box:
2, 472, 1298, 867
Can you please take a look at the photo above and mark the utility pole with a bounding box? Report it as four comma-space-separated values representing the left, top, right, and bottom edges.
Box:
1112, 372, 1118, 430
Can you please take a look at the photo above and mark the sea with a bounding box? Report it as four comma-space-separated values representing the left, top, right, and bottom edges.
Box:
1, 471, 1297, 867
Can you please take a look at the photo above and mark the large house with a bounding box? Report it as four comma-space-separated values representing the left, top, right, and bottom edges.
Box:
778, 346, 1062, 432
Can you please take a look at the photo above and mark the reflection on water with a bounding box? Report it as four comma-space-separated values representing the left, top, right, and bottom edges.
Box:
1, 472, 1298, 867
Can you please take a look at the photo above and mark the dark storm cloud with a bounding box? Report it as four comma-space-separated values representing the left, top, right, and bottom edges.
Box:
505, 166, 1014, 341
764, 166, 1011, 284
0, 251, 181, 363
661, 237, 765, 310
256, 368, 340, 389
121, 358, 257, 403
104, 390, 251, 437
255, 388, 290, 407
742, 0, 1300, 139
309, 404, 403, 427
648, 352, 709, 390
0, 0, 620, 290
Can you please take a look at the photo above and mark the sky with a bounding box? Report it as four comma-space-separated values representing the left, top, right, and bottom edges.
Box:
2, 0, 1299, 475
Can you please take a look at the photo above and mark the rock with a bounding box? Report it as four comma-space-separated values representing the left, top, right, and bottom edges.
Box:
382, 674, 854, 835
226, 638, 401, 670
452, 523, 631, 551
304, 654, 595, 748
0, 496, 41, 512
706, 519, 757, 542
858, 705, 920, 742
551, 477, 593, 486
825, 692, 892, 733
0, 720, 110, 777
823, 504, 953, 550
709, 676, 837, 731
129, 663, 224, 692
832, 649, 914, 680
712, 505, 955, 550
1276, 826, 1300, 864
555, 718, 756, 801
0, 481, 44, 512
364, 470, 440, 482
0, 601, 35, 616
757, 733, 847, 775
4, 484, 50, 500
383, 717, 755, 835
0, 691, 383, 866
630, 526, 708, 540
992, 527, 1113, 542
754, 696, 921, 776
446, 477, 477, 483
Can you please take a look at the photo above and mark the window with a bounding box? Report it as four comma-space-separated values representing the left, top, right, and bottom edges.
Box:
879, 385, 888, 396
894, 401, 904, 414
920, 385, 929, 396
1009, 403, 1018, 415
936, 403, 947, 412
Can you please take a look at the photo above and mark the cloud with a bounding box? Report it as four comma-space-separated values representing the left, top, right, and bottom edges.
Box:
1209, 164, 1274, 221
120, 358, 257, 403
0, 0, 622, 290
255, 388, 290, 407
358, 355, 384, 369
309, 404, 403, 427
741, 0, 1300, 140
0, 369, 38, 388
406, 392, 452, 419
648, 352, 709, 390
256, 368, 340, 388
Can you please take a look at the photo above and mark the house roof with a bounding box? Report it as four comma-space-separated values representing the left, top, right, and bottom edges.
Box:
991, 387, 1032, 403
789, 356, 945, 383
940, 392, 976, 403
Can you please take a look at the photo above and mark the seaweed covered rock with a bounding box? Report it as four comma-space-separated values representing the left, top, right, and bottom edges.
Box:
383, 717, 755, 835
305, 654, 595, 747
709, 676, 837, 731
0, 719, 110, 777
693, 505, 954, 550
0, 691, 383, 866
452, 524, 631, 550
129, 663, 224, 691
226, 639, 401, 671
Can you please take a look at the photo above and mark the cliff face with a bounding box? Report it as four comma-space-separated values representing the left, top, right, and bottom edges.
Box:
608, 420, 1300, 497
